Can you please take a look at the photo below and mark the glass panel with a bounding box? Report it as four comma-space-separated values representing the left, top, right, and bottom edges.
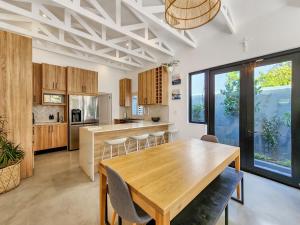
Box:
190, 73, 205, 123
254, 61, 292, 176
43, 94, 65, 104
215, 71, 240, 146
132, 95, 143, 116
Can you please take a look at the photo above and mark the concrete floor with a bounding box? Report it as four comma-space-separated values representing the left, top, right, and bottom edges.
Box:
0, 150, 299, 225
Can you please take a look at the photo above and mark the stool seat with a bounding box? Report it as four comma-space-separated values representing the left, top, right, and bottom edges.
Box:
130, 134, 149, 140
150, 131, 165, 137
102, 137, 128, 160
104, 137, 127, 145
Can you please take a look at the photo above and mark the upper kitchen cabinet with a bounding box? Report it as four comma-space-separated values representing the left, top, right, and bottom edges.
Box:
119, 78, 132, 107
67, 67, 98, 95
33, 63, 42, 105
138, 66, 168, 105
42, 63, 66, 92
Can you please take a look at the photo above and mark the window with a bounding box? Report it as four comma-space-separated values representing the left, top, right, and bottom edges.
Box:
189, 72, 207, 123
132, 95, 144, 116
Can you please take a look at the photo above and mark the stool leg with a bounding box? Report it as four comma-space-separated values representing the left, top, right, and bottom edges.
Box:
102, 145, 106, 160
162, 135, 165, 144
124, 142, 127, 155
155, 137, 157, 146
136, 140, 139, 151
110, 145, 113, 158
146, 138, 150, 148
117, 144, 120, 156
170, 133, 173, 143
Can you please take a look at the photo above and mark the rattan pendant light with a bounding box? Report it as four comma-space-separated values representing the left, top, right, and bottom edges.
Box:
165, 0, 221, 30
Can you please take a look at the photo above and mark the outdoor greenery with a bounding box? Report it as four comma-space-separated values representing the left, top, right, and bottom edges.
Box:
257, 62, 292, 87
283, 112, 291, 128
254, 152, 291, 168
192, 104, 204, 121
220, 71, 240, 116
0, 116, 24, 169
261, 116, 282, 156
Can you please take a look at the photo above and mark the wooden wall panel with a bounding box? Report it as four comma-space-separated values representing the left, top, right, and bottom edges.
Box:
0, 31, 33, 178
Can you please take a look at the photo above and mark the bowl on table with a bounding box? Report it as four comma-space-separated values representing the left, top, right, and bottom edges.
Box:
151, 117, 160, 122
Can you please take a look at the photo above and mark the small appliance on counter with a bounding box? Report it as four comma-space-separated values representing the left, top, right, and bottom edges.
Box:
68, 95, 99, 150
151, 117, 160, 122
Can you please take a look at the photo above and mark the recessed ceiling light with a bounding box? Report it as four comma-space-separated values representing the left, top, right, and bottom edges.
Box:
126, 43, 129, 47
42, 14, 47, 18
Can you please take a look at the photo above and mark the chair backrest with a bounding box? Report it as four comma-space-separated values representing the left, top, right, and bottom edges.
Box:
106, 166, 143, 223
201, 134, 219, 143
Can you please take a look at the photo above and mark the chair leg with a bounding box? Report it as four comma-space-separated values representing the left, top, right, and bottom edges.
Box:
118, 216, 122, 225
231, 177, 244, 205
111, 211, 117, 225
225, 205, 228, 225
102, 145, 106, 160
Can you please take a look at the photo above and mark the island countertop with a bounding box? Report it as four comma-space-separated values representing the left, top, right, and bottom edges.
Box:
81, 121, 172, 133
79, 121, 172, 181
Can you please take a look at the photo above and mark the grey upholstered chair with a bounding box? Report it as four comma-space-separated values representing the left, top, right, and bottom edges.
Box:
201, 134, 219, 143
106, 166, 152, 225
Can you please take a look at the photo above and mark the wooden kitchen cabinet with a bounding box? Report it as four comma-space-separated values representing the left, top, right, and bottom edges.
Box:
119, 78, 132, 107
33, 123, 68, 151
33, 63, 42, 105
138, 66, 168, 105
67, 67, 98, 95
42, 63, 66, 92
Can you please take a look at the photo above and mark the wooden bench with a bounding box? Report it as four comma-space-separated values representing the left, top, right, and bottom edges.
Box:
147, 167, 244, 225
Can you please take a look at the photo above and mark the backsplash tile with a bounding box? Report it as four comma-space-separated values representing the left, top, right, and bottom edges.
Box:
33, 105, 64, 123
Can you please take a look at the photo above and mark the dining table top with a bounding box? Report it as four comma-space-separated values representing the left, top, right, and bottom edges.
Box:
99, 138, 240, 220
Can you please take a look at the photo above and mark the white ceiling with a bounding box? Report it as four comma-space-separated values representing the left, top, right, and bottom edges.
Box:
0, 0, 298, 71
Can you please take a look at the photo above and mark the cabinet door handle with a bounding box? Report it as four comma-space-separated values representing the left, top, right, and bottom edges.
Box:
52, 82, 54, 89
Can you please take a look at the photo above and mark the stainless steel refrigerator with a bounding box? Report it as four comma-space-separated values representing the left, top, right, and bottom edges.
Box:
69, 95, 99, 150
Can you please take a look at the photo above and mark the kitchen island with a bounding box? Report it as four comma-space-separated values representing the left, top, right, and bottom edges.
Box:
79, 121, 172, 181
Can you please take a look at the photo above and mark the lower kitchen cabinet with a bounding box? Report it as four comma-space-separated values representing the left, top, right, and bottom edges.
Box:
33, 123, 67, 151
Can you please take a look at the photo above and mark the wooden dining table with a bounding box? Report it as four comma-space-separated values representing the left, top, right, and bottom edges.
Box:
99, 138, 241, 225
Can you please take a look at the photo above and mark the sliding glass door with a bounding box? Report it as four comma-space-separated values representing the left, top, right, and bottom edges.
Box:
208, 51, 300, 188
245, 55, 300, 187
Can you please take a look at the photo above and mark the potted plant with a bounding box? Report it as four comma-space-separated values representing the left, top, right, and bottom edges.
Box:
0, 116, 24, 194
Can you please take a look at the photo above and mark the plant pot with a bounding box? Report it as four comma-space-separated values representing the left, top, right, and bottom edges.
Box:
0, 161, 21, 194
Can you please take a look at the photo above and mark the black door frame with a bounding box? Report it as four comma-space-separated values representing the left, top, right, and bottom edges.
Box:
205, 49, 300, 188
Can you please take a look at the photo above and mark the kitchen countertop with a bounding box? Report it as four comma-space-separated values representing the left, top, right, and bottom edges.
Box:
33, 122, 67, 126
81, 121, 172, 133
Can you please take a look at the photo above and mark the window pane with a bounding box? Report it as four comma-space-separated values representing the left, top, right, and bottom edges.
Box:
132, 95, 143, 116
190, 73, 205, 123
254, 61, 292, 176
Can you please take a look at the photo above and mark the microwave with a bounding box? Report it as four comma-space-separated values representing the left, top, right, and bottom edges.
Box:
43, 93, 65, 104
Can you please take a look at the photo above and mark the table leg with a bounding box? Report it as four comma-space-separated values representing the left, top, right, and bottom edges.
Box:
235, 154, 241, 200
100, 172, 107, 225
155, 211, 170, 225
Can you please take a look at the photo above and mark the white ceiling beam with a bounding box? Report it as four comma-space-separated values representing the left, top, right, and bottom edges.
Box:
33, 41, 132, 71
0, 20, 142, 68
220, 4, 236, 34
0, 13, 31, 22
0, 0, 156, 63
144, 5, 165, 14
122, 0, 197, 48
86, 0, 114, 22
49, 0, 174, 56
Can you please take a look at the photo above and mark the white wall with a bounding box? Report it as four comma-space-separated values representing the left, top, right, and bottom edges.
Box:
168, 5, 300, 139
33, 48, 130, 120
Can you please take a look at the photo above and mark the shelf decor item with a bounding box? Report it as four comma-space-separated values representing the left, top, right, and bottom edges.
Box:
0, 116, 25, 194
165, 0, 221, 30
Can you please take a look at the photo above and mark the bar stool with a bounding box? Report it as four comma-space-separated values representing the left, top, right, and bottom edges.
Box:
167, 129, 178, 142
149, 131, 165, 146
130, 134, 150, 151
102, 137, 128, 160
